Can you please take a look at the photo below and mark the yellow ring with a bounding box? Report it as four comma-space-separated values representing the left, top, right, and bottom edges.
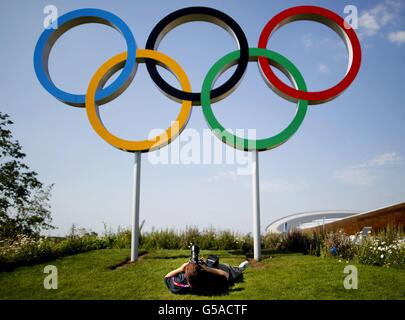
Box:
85, 49, 192, 152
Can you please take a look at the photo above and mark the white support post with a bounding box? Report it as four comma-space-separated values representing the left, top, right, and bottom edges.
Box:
131, 152, 141, 262
252, 150, 261, 261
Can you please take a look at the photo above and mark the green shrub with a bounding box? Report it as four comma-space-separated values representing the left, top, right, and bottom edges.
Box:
1, 225, 403, 271
262, 232, 282, 251
216, 230, 238, 250
113, 229, 131, 249
240, 234, 253, 254
281, 229, 311, 254
307, 232, 324, 257
319, 226, 404, 267
357, 236, 405, 267
262, 230, 323, 255
198, 227, 218, 250
321, 230, 357, 260
0, 234, 108, 270
181, 226, 200, 249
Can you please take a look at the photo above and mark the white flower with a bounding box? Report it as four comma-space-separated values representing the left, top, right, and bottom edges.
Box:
380, 254, 384, 259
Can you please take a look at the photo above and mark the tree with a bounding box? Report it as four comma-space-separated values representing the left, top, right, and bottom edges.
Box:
0, 111, 54, 239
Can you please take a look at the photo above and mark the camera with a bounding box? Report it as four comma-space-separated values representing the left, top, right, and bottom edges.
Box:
189, 244, 200, 263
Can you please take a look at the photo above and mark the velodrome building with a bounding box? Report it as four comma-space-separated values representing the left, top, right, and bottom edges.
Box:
265, 210, 359, 233
265, 202, 405, 234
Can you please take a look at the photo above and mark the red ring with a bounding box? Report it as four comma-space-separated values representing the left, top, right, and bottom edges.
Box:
258, 5, 362, 104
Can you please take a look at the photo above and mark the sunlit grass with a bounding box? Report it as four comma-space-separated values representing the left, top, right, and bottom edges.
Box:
0, 249, 404, 300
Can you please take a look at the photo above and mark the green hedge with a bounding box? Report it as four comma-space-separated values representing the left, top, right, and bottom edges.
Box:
0, 235, 110, 271
1, 226, 404, 271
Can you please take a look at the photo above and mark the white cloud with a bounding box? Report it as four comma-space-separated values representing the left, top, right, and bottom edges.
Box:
364, 152, 403, 167
210, 171, 305, 194
359, 12, 381, 36
385, 0, 403, 12
358, 1, 402, 37
260, 179, 305, 193
302, 34, 312, 48
210, 170, 240, 182
317, 63, 330, 74
388, 30, 405, 44
334, 152, 403, 186
334, 167, 376, 186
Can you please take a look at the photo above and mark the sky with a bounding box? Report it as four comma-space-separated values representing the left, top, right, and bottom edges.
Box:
0, 0, 404, 236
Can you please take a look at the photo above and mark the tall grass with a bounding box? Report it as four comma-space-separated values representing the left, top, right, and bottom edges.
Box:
140, 226, 250, 251
1, 224, 403, 271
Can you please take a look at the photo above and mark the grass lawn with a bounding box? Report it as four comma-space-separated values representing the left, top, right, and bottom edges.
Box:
0, 249, 404, 300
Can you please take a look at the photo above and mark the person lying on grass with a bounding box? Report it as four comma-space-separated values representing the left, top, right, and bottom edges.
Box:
164, 258, 249, 294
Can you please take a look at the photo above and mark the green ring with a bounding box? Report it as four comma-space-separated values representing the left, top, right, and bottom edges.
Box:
201, 47, 308, 151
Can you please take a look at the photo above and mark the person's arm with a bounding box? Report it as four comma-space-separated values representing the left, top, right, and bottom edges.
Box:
201, 264, 229, 280
164, 262, 189, 278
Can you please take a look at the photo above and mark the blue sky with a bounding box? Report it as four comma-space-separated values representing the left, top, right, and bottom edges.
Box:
0, 0, 404, 236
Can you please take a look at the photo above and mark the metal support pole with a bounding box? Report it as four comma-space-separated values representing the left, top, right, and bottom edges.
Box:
131, 152, 141, 262
252, 150, 261, 261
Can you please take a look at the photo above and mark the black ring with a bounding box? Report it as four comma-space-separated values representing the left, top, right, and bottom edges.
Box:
145, 6, 249, 106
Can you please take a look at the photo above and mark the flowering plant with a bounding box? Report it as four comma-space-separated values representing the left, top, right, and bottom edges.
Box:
358, 237, 405, 267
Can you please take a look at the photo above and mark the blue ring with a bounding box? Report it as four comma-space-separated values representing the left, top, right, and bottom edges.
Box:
33, 8, 137, 107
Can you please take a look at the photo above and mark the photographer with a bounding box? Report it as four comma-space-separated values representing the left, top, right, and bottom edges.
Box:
164, 245, 249, 294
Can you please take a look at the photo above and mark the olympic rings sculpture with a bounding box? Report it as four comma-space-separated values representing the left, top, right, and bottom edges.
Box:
34, 6, 361, 152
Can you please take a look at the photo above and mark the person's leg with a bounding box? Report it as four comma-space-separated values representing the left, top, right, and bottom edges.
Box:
217, 263, 243, 282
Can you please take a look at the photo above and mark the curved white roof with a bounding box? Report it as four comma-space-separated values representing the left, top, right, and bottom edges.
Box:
265, 210, 359, 233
